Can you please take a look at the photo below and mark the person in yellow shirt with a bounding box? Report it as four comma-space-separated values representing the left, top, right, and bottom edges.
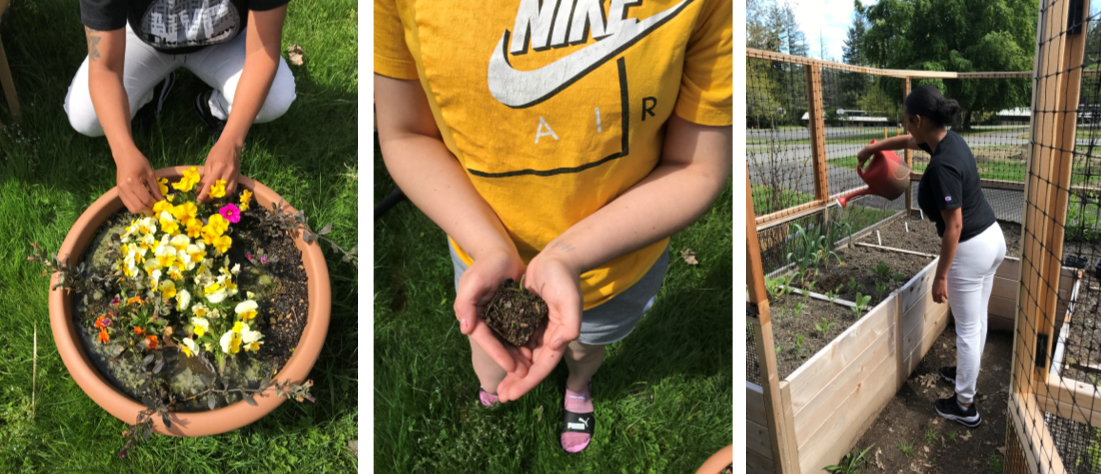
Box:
375, 0, 731, 453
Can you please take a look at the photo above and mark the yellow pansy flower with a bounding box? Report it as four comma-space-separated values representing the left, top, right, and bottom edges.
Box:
213, 235, 232, 254
153, 200, 173, 215
208, 214, 229, 234
180, 337, 198, 357
186, 218, 204, 238
209, 180, 227, 198
159, 280, 177, 299
157, 178, 170, 197
239, 190, 253, 211
220, 330, 242, 354
172, 167, 201, 192
191, 317, 210, 337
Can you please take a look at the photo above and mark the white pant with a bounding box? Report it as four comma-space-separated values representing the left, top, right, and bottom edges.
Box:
947, 222, 1007, 404
64, 25, 296, 137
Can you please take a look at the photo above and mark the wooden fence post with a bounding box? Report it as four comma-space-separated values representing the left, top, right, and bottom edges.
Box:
903, 78, 913, 214
1008, 0, 1089, 472
806, 65, 829, 203
747, 170, 799, 474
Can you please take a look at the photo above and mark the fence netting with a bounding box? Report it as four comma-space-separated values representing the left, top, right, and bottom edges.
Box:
748, 315, 761, 386
1015, 1, 1101, 472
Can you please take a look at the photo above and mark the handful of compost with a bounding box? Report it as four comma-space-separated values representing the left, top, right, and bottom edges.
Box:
481, 278, 549, 346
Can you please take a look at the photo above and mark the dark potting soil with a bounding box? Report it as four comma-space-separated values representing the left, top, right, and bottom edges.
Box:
482, 279, 548, 347
771, 293, 858, 378
71, 204, 308, 411
811, 247, 935, 308
857, 215, 1023, 258
1056, 278, 1101, 385
849, 325, 1013, 474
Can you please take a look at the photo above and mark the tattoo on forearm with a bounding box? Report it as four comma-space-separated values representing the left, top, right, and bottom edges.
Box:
85, 27, 102, 62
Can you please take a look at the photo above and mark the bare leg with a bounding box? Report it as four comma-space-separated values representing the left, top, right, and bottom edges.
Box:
469, 337, 508, 394
564, 340, 606, 391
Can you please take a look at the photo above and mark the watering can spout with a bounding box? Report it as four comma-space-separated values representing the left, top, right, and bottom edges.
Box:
836, 140, 911, 208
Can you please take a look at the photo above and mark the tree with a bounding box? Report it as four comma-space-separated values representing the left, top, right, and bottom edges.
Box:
840, 12, 871, 110
858, 0, 1037, 129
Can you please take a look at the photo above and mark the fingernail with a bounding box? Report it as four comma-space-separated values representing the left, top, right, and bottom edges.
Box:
461, 319, 468, 330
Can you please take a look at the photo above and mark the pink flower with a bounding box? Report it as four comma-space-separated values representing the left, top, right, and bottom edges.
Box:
111, 297, 120, 307
260, 255, 269, 265
218, 203, 241, 224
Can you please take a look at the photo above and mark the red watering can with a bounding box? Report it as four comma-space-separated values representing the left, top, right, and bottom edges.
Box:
836, 140, 912, 207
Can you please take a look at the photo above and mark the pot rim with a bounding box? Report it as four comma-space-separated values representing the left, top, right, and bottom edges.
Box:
47, 166, 331, 436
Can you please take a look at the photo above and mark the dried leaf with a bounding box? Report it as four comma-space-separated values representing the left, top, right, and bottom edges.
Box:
349, 245, 357, 255
319, 222, 332, 235
961, 431, 972, 441
287, 44, 304, 66
679, 247, 699, 265
997, 446, 1006, 455
161, 411, 171, 428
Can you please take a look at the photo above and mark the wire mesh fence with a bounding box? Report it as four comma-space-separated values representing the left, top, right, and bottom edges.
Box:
748, 316, 761, 386
1012, 1, 1101, 471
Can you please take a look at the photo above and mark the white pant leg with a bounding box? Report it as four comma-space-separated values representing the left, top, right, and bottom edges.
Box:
183, 29, 296, 123
946, 223, 1007, 404
64, 25, 178, 137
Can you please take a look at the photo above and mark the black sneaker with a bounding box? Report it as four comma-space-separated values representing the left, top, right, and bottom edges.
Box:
134, 72, 175, 134
194, 89, 226, 144
934, 393, 981, 428
940, 366, 956, 384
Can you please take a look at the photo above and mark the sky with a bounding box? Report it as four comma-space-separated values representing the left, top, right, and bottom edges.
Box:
787, 0, 875, 63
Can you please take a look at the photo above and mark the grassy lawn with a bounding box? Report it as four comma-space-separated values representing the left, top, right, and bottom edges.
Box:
374, 145, 733, 473
746, 127, 1027, 147
0, 0, 358, 472
831, 146, 1101, 186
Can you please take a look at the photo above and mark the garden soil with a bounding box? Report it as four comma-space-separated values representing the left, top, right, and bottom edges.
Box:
847, 325, 1013, 474
812, 247, 935, 308
771, 295, 855, 378
481, 279, 548, 347
856, 215, 1023, 258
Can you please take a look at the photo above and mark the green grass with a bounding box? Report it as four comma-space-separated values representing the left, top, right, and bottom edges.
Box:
747, 127, 1027, 147
0, 0, 358, 471
374, 147, 733, 472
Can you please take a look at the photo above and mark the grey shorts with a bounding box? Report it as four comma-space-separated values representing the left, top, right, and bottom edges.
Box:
450, 244, 669, 345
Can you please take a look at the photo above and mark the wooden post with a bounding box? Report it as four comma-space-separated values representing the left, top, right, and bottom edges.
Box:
903, 78, 913, 215
747, 171, 798, 474
1008, 0, 1088, 472
806, 65, 829, 202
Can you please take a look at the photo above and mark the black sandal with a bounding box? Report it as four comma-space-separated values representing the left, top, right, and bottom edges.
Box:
560, 410, 595, 453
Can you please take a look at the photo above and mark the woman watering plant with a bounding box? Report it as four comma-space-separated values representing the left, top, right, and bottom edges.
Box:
858, 85, 1006, 428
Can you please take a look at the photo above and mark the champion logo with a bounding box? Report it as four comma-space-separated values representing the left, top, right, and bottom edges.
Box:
945, 196, 952, 202
487, 0, 693, 108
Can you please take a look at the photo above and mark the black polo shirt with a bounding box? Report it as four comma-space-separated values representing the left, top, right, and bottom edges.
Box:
916, 130, 997, 241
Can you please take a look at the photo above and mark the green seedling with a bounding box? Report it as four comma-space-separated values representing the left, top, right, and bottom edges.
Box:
765, 275, 789, 301
815, 317, 836, 337
893, 271, 907, 283
826, 285, 842, 305
946, 432, 958, 443
825, 444, 874, 474
793, 334, 804, 356
924, 429, 938, 443
792, 301, 805, 316
873, 260, 891, 280
853, 293, 871, 319
875, 280, 889, 299
847, 277, 860, 293
775, 346, 783, 355
899, 441, 915, 457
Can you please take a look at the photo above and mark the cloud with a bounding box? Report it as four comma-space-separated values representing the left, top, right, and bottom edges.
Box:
787, 0, 873, 62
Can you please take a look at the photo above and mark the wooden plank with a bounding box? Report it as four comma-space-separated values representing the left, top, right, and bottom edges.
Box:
1040, 376, 1101, 430
747, 381, 767, 427
778, 381, 800, 474
807, 65, 829, 201
1009, 391, 1067, 474
796, 347, 897, 474
748, 419, 773, 460
792, 320, 898, 442
756, 199, 827, 228
901, 301, 952, 375
904, 78, 913, 214
855, 242, 938, 259
745, 48, 1032, 79
785, 294, 894, 412
746, 171, 795, 474
899, 259, 938, 315
748, 448, 776, 474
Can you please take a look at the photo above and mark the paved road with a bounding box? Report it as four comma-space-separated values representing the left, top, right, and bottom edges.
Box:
747, 127, 1101, 150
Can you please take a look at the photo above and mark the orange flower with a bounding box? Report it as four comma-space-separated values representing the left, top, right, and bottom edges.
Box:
127, 296, 143, 306
145, 335, 159, 350
98, 328, 110, 344
133, 327, 145, 336
94, 315, 108, 329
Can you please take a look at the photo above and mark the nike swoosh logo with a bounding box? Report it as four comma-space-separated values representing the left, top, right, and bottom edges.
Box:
487, 0, 692, 108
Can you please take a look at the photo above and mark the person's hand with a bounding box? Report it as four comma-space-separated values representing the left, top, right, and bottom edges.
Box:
198, 140, 241, 202
932, 276, 949, 304
115, 149, 164, 214
496, 252, 583, 402
857, 144, 876, 169
455, 249, 532, 377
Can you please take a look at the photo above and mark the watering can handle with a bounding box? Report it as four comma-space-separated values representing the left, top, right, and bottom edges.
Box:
858, 139, 878, 178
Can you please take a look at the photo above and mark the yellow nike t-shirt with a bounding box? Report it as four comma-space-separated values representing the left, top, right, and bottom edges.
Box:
375, 0, 732, 309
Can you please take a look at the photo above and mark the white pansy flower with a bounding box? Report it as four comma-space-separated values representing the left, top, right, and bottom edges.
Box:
180, 337, 199, 357
191, 316, 210, 337
176, 288, 191, 312
239, 323, 262, 344
220, 330, 235, 354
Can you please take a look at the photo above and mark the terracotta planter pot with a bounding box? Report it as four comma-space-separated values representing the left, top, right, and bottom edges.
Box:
48, 166, 331, 436
694, 444, 733, 474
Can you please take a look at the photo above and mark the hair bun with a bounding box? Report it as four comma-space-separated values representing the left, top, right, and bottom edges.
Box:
939, 99, 961, 126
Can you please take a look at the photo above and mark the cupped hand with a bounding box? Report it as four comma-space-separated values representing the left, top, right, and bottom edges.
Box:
115, 150, 164, 214
454, 249, 532, 377
857, 145, 876, 168
198, 141, 241, 202
496, 252, 583, 402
